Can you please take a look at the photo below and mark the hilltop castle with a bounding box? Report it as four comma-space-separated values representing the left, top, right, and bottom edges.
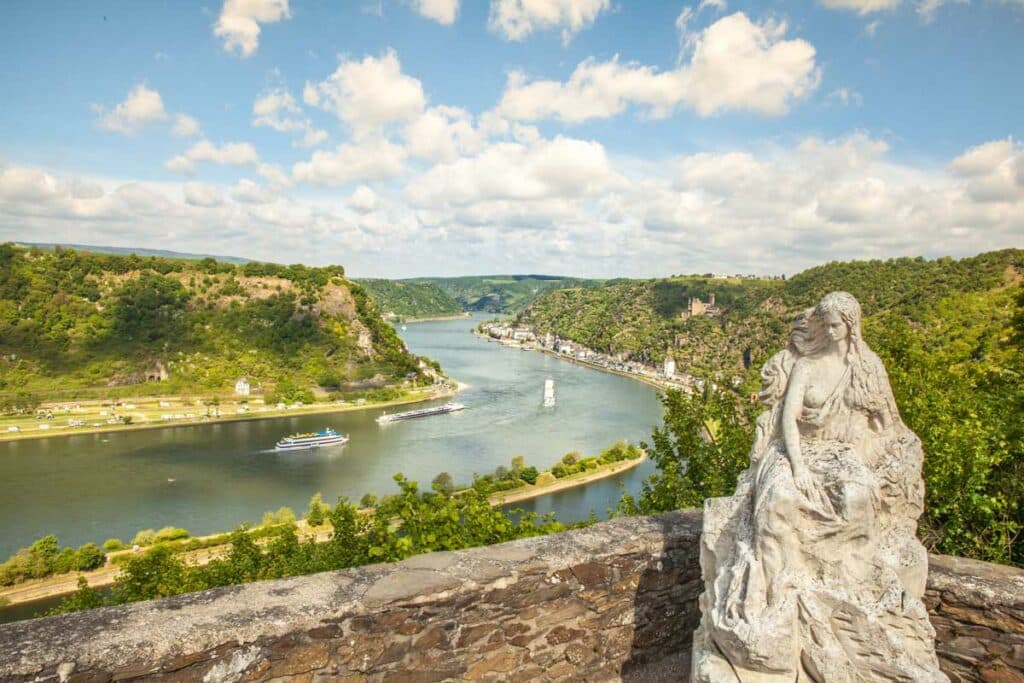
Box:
679, 293, 719, 319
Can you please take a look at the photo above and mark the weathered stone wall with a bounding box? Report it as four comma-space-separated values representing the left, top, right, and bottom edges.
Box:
0, 510, 1020, 683
926, 554, 1024, 682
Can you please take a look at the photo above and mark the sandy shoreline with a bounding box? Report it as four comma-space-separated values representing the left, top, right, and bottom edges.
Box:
403, 312, 472, 323
0, 386, 458, 444
488, 452, 647, 507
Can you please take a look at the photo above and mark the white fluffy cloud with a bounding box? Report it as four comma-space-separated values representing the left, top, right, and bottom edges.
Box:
231, 179, 274, 204
347, 185, 379, 212
214, 0, 291, 58
641, 133, 1023, 267
405, 135, 620, 208
257, 163, 291, 189
95, 84, 168, 134
166, 140, 260, 175
404, 106, 487, 162
183, 182, 225, 208
412, 0, 460, 25
498, 12, 820, 122
950, 139, 1017, 176
950, 138, 1024, 203
3, 132, 1022, 276
304, 50, 426, 136
488, 0, 610, 43
817, 0, 901, 14
171, 114, 202, 138
292, 138, 407, 185
252, 89, 328, 148
253, 89, 302, 130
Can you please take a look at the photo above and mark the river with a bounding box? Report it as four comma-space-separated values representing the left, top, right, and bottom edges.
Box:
0, 314, 663, 562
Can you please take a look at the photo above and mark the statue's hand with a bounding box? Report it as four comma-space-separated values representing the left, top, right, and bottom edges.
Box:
791, 463, 816, 500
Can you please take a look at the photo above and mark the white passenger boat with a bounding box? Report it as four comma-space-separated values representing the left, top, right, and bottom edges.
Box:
275, 428, 349, 451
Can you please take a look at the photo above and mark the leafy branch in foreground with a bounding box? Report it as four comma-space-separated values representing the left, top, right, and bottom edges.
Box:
616, 386, 755, 516
51, 473, 564, 615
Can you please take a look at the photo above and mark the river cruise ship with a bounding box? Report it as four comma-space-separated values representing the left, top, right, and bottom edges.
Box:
275, 428, 349, 451
376, 402, 465, 424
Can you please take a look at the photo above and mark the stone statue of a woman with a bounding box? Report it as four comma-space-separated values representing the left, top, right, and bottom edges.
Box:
691, 292, 948, 682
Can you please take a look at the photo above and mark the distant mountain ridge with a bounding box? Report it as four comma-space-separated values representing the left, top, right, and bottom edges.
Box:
16, 242, 252, 265
404, 275, 604, 314
356, 279, 462, 320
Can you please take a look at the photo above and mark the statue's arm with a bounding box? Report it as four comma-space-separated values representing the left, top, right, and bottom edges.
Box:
782, 361, 809, 480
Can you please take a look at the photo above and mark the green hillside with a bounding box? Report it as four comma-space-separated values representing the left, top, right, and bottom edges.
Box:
408, 275, 602, 313
357, 279, 462, 320
0, 244, 423, 404
524, 250, 1024, 564
521, 251, 1021, 378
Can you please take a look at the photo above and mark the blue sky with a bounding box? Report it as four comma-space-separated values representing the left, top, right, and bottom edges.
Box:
0, 0, 1021, 277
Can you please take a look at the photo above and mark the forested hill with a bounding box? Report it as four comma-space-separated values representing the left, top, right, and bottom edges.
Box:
357, 279, 462, 320
523, 249, 1024, 564
520, 250, 1023, 380
0, 244, 421, 402
407, 275, 602, 314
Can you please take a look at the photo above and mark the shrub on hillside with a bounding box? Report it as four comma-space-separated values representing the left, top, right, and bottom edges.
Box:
306, 493, 328, 526
74, 543, 106, 571
132, 529, 157, 547
262, 507, 296, 527
519, 466, 539, 485
154, 527, 190, 543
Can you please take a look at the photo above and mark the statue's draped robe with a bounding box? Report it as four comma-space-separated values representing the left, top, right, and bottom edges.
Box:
692, 348, 948, 682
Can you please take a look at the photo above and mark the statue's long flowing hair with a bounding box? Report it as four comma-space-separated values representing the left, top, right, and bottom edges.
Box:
757, 291, 898, 446
795, 292, 892, 421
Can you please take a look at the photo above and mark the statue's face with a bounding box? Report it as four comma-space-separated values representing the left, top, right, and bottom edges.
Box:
824, 310, 849, 343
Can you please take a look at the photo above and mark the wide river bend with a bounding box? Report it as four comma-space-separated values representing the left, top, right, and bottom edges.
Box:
0, 314, 663, 560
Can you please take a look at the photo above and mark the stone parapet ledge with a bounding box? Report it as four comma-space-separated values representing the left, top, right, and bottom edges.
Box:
0, 510, 1021, 683
925, 554, 1024, 682
0, 511, 705, 683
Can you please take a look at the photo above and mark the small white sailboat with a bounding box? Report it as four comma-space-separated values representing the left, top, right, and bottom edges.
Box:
543, 377, 555, 407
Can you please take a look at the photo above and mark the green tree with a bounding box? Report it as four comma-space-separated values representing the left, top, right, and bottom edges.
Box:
153, 527, 189, 543
519, 466, 540, 485
111, 272, 189, 343
131, 529, 156, 546
51, 576, 104, 614
28, 535, 60, 577
306, 492, 327, 526
261, 507, 296, 527
74, 543, 106, 571
111, 546, 187, 603
103, 538, 124, 552
431, 472, 455, 495
618, 387, 754, 515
